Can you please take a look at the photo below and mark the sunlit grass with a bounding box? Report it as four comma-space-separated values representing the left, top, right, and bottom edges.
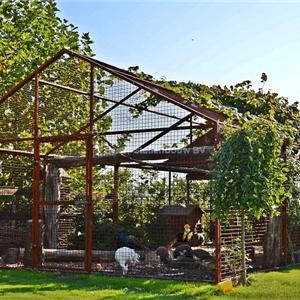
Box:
0, 267, 299, 299
0, 269, 217, 300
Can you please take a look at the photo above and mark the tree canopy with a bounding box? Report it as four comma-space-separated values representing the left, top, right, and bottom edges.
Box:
0, 0, 93, 96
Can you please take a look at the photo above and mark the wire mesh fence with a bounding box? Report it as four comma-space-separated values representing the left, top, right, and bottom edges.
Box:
0, 154, 32, 268
0, 49, 294, 282
220, 214, 269, 281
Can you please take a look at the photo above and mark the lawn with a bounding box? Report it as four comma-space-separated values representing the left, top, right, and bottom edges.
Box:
0, 267, 299, 300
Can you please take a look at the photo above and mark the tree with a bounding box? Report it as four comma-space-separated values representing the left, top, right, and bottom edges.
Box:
0, 0, 93, 95
209, 119, 289, 284
0, 0, 113, 248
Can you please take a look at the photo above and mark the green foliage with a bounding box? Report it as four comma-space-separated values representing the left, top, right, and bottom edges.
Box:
0, 0, 93, 96
222, 237, 252, 275
286, 151, 300, 229
0, 0, 113, 205
1, 1, 299, 258
209, 119, 288, 219
119, 170, 166, 229
129, 67, 300, 126
171, 175, 209, 208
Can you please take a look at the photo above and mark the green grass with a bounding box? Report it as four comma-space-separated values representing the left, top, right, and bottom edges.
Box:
0, 267, 299, 299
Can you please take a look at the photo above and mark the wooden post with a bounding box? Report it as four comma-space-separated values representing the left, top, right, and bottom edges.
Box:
189, 115, 193, 144
44, 163, 61, 248
84, 64, 94, 273
215, 219, 221, 283
241, 212, 247, 285
282, 199, 289, 265
264, 216, 283, 268
24, 219, 44, 267
112, 165, 119, 223
282, 141, 289, 265
214, 121, 222, 283
32, 74, 40, 268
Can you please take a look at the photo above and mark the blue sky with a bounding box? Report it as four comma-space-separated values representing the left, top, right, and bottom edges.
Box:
57, 1, 300, 103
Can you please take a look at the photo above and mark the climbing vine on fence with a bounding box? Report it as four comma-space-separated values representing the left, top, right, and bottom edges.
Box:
209, 119, 289, 218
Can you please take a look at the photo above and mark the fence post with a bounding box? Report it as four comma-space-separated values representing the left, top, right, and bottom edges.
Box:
282, 140, 289, 265
282, 199, 289, 265
213, 120, 222, 283
215, 219, 222, 283
84, 64, 94, 273
32, 74, 40, 269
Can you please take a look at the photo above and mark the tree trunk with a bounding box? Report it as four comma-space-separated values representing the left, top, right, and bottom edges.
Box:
263, 216, 282, 268
44, 163, 61, 248
241, 212, 247, 285
24, 219, 44, 267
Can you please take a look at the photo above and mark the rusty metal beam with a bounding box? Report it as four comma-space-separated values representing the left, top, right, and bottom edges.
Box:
38, 78, 195, 123
43, 89, 141, 157
214, 121, 222, 283
0, 50, 66, 104
118, 163, 210, 175
0, 133, 90, 145
215, 219, 222, 283
134, 113, 193, 152
0, 148, 54, 158
63, 49, 226, 123
2, 125, 210, 144
38, 79, 90, 95
32, 74, 40, 269
38, 133, 90, 143
2, 48, 226, 125
0, 137, 35, 144
97, 124, 209, 136
84, 64, 94, 274
40, 200, 74, 206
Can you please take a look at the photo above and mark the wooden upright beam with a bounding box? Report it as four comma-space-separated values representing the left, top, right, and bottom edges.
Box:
214, 121, 222, 283
282, 200, 289, 265
282, 140, 289, 265
215, 219, 222, 283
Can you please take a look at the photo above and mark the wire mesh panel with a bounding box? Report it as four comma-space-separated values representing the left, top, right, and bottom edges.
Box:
84, 68, 217, 280
39, 140, 87, 271
92, 167, 216, 282
0, 49, 220, 282
220, 214, 269, 281
0, 78, 35, 269
0, 154, 32, 268
0, 82, 34, 141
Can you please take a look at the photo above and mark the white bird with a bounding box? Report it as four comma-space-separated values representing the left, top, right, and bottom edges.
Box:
114, 247, 140, 275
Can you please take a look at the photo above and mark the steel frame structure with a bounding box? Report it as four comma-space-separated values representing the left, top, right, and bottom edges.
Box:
0, 49, 289, 282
